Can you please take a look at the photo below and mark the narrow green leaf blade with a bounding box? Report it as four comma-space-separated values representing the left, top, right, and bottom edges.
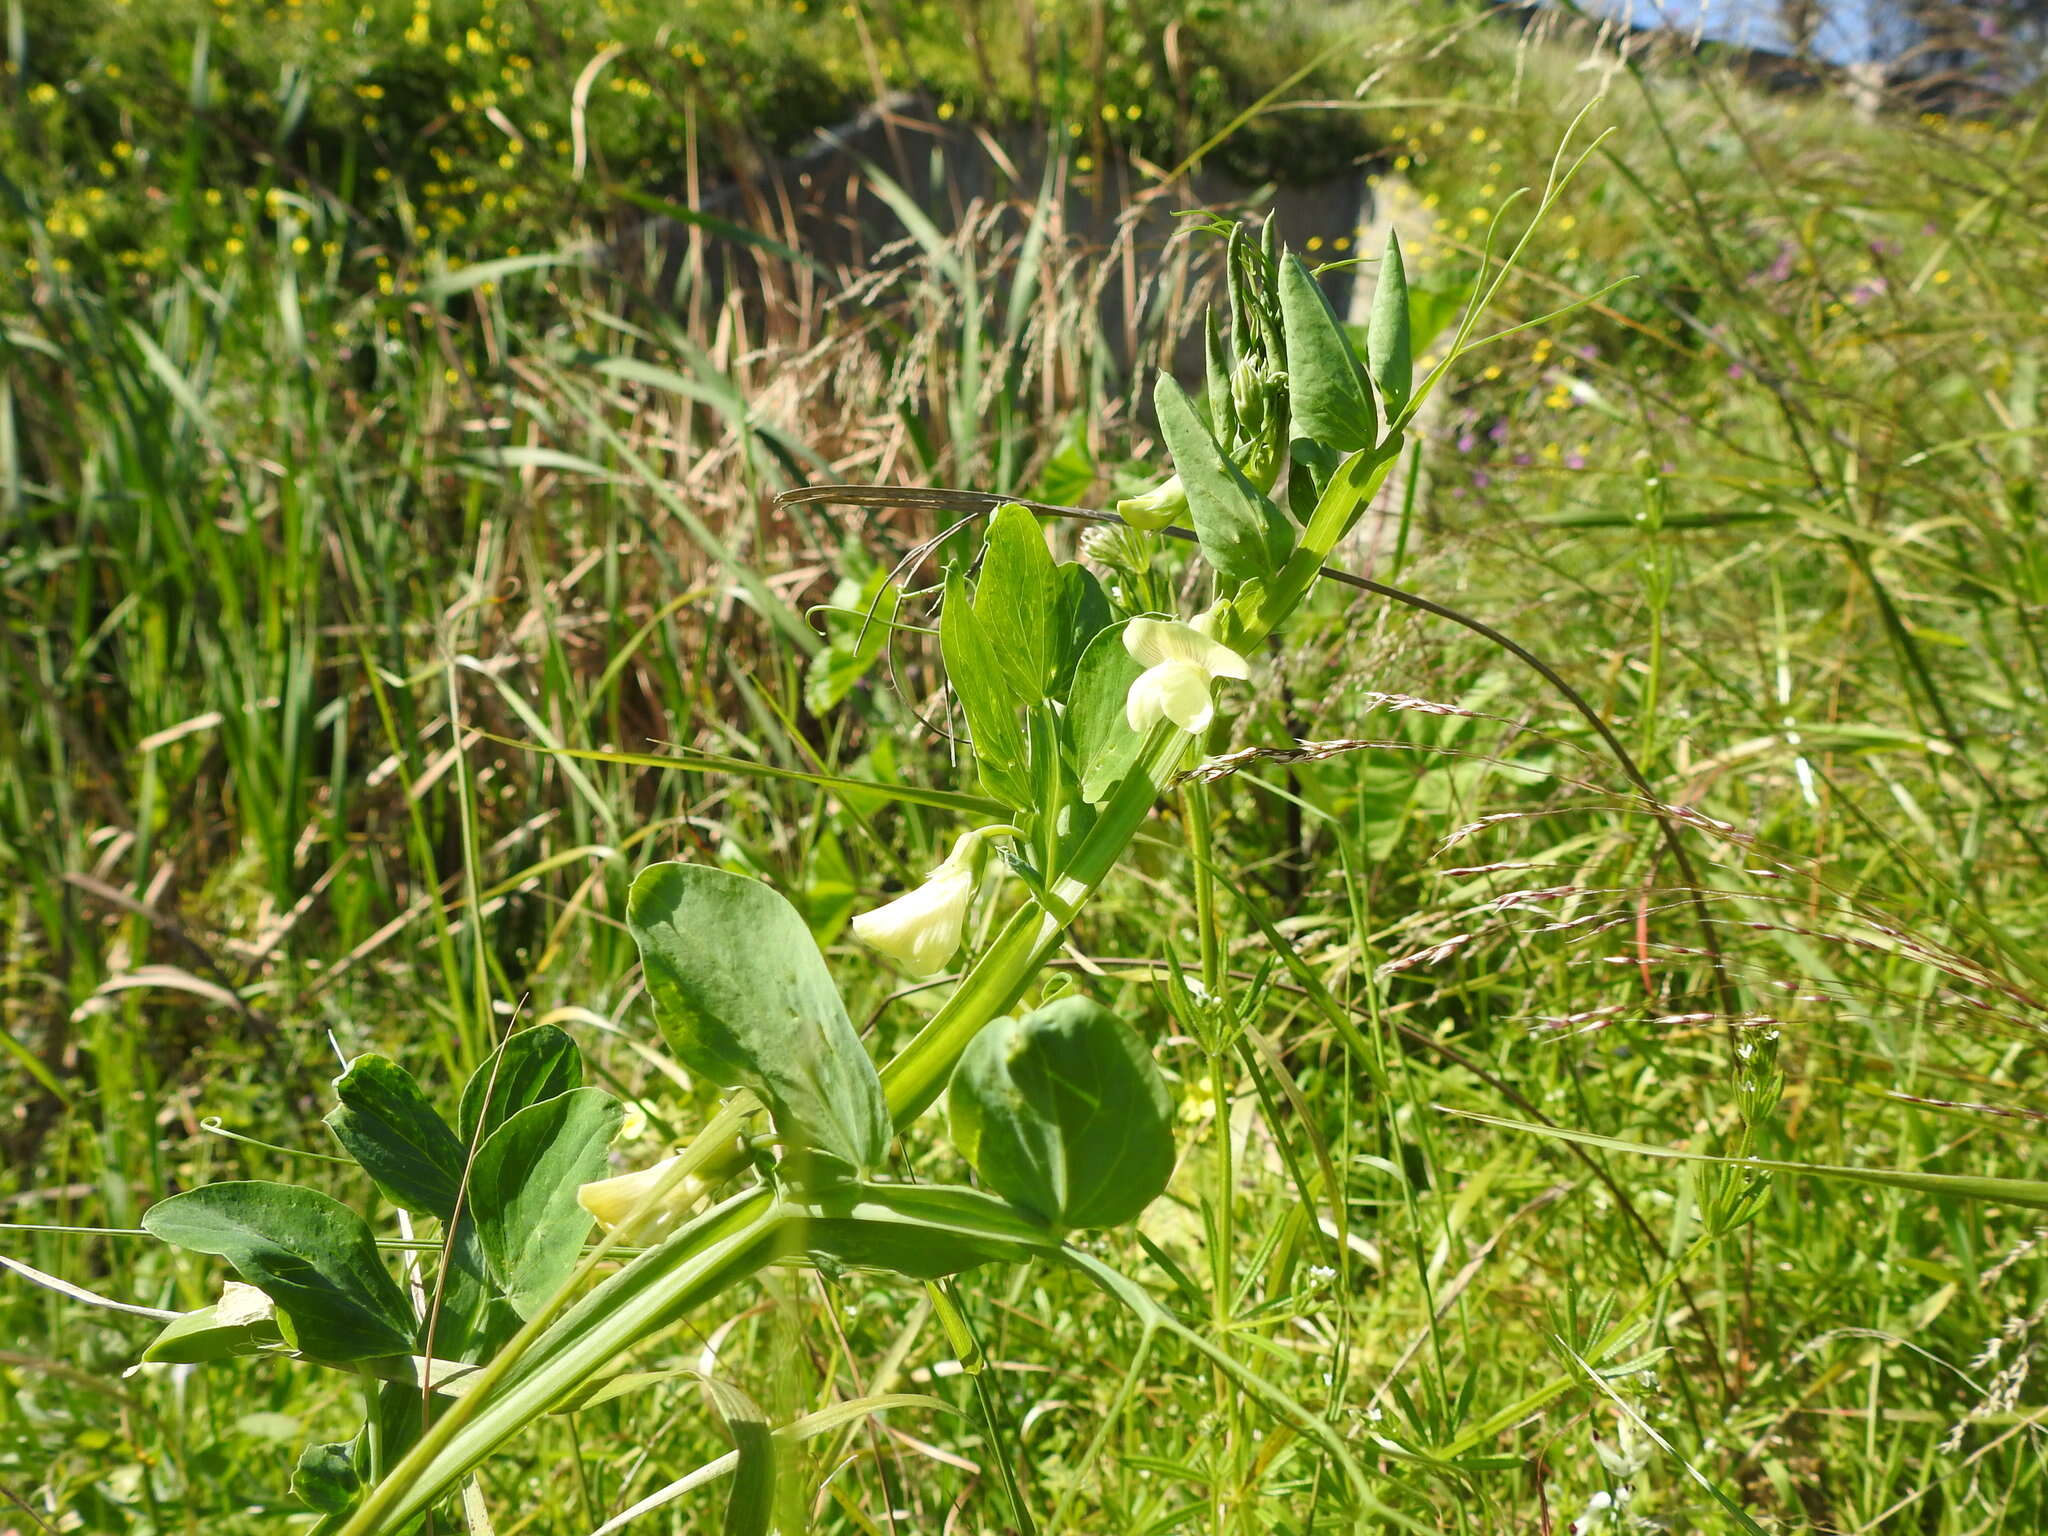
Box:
1447, 1110, 2048, 1210
704, 1377, 775, 1536
140, 1182, 416, 1360
1278, 252, 1375, 452
1155, 375, 1293, 586
484, 734, 1008, 818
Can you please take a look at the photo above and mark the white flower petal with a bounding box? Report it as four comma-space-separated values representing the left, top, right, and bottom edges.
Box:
1127, 660, 1216, 733
578, 1154, 702, 1241
1124, 616, 1249, 680
217, 1281, 276, 1328
850, 862, 975, 976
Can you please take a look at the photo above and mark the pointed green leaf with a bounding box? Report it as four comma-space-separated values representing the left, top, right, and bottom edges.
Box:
1278, 251, 1376, 453
940, 569, 1032, 808
1368, 229, 1413, 420
458, 1024, 583, 1147
974, 503, 1059, 703
140, 1182, 415, 1360
1155, 375, 1294, 586
469, 1087, 624, 1318
627, 862, 890, 1171
326, 1055, 468, 1220
1050, 562, 1111, 698
1066, 623, 1145, 805
948, 997, 1176, 1229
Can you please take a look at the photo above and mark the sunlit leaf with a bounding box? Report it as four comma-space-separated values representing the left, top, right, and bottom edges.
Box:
470, 1087, 625, 1317
1367, 228, 1413, 419
948, 997, 1176, 1230
1155, 375, 1293, 586
1279, 251, 1375, 452
141, 1182, 415, 1361
628, 863, 889, 1172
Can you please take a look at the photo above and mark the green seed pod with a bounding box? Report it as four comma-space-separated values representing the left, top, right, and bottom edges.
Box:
948, 997, 1175, 1230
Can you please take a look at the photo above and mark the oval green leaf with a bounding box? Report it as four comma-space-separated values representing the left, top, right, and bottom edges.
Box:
469, 1086, 625, 1318
948, 997, 1175, 1230
627, 862, 890, 1172
140, 1181, 416, 1361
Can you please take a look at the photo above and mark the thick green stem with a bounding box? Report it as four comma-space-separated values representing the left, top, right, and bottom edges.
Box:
878, 721, 1186, 1127
340, 1188, 790, 1535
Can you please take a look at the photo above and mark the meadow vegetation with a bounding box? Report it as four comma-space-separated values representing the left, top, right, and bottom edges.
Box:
5, 0, 2048, 1531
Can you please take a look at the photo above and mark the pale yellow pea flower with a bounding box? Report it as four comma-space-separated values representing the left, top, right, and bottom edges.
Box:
1123, 613, 1250, 734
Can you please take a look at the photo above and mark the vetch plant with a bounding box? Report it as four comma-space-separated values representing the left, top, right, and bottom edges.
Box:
89, 166, 1644, 1528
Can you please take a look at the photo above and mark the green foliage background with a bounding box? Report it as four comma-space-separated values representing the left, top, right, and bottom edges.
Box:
6, 0, 2048, 1531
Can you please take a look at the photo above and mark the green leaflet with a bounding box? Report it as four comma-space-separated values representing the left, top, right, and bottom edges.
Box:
627, 862, 890, 1172
1154, 374, 1293, 587
940, 568, 1033, 808
326, 1054, 468, 1221
468, 1086, 625, 1318
1049, 560, 1112, 698
140, 1182, 416, 1361
974, 503, 1059, 703
291, 1441, 360, 1515
1066, 622, 1145, 805
948, 997, 1176, 1230
1278, 251, 1376, 453
457, 1023, 583, 1146
1367, 228, 1413, 420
